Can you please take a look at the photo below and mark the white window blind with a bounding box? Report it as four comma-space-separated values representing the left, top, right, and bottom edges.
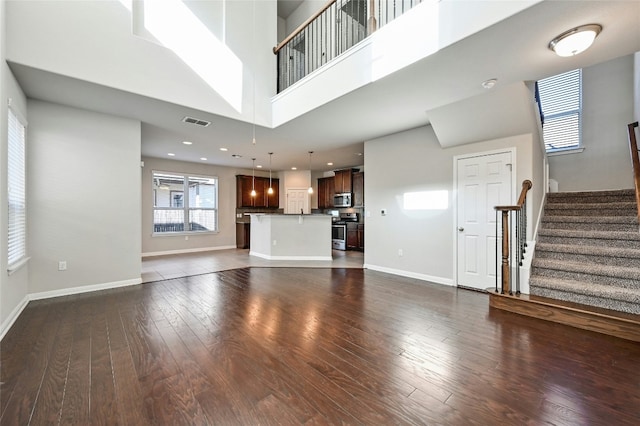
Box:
8, 108, 27, 267
537, 69, 582, 152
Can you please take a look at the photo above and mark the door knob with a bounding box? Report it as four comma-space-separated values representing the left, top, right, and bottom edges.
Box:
458, 227, 464, 232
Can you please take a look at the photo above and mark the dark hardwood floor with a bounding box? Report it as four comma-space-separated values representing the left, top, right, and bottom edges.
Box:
1, 267, 639, 425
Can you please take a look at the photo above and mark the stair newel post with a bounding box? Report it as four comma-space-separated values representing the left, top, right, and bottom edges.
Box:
495, 209, 499, 293
501, 210, 511, 295
515, 208, 520, 295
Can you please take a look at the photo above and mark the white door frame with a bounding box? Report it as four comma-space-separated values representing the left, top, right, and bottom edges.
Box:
452, 147, 516, 287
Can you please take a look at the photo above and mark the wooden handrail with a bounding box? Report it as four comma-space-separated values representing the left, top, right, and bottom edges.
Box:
495, 180, 533, 211
273, 0, 337, 54
494, 180, 533, 295
628, 122, 640, 223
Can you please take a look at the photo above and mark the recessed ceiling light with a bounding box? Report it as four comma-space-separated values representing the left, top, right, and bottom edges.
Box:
327, 162, 334, 166
220, 147, 228, 151
481, 78, 498, 89
167, 153, 175, 156
257, 165, 263, 168
549, 24, 602, 57
182, 141, 193, 145
356, 153, 363, 156
232, 154, 242, 158
291, 167, 297, 170
200, 157, 207, 161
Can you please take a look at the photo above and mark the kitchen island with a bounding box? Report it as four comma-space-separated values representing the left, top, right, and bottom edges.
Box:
249, 214, 332, 260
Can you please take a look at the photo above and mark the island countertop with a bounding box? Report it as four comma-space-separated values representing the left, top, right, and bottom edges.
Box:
249, 214, 332, 260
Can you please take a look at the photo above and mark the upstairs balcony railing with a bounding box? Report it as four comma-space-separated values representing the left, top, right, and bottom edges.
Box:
273, 0, 423, 93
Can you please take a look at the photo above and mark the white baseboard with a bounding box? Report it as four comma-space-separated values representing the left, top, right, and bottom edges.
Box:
364, 264, 454, 287
142, 245, 237, 258
249, 251, 332, 261
0, 295, 30, 341
29, 278, 142, 301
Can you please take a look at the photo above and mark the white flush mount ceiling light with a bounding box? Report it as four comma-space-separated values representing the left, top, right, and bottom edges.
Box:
549, 24, 602, 57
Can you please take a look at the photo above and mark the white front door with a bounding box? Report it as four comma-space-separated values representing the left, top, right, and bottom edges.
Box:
456, 151, 512, 290
286, 189, 309, 214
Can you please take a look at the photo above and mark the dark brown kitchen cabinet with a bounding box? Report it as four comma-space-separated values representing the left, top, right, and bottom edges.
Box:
236, 175, 279, 208
334, 169, 353, 194
346, 222, 364, 251
352, 172, 364, 207
236, 223, 250, 248
317, 177, 335, 209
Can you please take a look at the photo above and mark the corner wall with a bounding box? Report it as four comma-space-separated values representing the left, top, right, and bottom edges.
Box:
364, 126, 539, 285
548, 55, 635, 191
0, 1, 30, 338
27, 100, 142, 297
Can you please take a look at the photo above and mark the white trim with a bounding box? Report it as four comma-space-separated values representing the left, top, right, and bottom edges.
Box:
518, 240, 536, 295
7, 256, 30, 275
0, 295, 30, 341
29, 278, 142, 301
249, 251, 332, 261
142, 245, 236, 258
547, 147, 585, 156
364, 264, 454, 287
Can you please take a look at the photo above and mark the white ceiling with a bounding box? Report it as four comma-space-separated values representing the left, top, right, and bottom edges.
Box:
9, 1, 640, 172
277, 0, 305, 20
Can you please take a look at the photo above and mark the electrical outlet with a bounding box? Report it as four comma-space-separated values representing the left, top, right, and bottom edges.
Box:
185, 235, 189, 241
273, 240, 277, 246
398, 249, 403, 257
58, 261, 67, 271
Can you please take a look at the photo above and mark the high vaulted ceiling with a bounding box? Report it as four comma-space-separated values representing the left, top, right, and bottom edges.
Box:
9, 1, 640, 172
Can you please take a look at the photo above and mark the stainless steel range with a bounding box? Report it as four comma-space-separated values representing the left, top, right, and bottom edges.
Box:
331, 212, 358, 250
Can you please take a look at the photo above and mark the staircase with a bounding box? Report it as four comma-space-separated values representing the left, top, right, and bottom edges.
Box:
530, 189, 640, 315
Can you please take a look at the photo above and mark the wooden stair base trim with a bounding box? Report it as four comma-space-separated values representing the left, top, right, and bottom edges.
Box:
489, 291, 640, 342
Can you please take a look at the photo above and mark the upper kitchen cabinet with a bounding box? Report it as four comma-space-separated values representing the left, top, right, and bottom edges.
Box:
352, 172, 364, 207
317, 177, 335, 209
334, 169, 353, 194
237, 175, 279, 208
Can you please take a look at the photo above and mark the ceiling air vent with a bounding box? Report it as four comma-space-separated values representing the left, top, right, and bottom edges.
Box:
182, 116, 211, 127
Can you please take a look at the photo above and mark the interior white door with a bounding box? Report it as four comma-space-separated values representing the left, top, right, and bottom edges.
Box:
286, 189, 309, 214
457, 152, 512, 290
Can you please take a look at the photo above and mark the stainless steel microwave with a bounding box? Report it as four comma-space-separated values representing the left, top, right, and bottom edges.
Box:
333, 192, 352, 208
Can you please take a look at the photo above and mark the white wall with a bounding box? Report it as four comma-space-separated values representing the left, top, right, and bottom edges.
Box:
635, 52, 640, 124
141, 156, 277, 255
6, 0, 277, 126
0, 0, 30, 337
364, 126, 540, 285
549, 55, 635, 191
27, 100, 142, 296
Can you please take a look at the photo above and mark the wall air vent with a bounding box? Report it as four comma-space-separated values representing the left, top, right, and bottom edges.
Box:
182, 116, 211, 127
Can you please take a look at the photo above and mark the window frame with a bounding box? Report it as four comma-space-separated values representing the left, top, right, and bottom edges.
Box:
152, 170, 218, 236
7, 106, 28, 273
537, 68, 583, 155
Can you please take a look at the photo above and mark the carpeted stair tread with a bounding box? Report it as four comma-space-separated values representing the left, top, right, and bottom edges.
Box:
529, 276, 640, 305
544, 201, 636, 210
532, 258, 640, 283
535, 242, 640, 259
538, 228, 640, 241
541, 215, 637, 224
529, 188, 640, 314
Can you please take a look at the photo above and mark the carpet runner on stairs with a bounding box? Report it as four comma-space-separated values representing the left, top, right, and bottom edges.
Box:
530, 189, 640, 315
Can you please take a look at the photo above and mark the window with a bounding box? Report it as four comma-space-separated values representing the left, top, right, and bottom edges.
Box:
153, 171, 217, 234
537, 68, 582, 153
8, 108, 27, 269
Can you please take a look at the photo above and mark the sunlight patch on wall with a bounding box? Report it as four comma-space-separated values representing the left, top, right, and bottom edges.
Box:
403, 190, 448, 210
371, 0, 440, 82
143, 0, 243, 112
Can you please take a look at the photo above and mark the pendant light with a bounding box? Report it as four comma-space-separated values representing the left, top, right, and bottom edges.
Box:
267, 152, 274, 195
251, 158, 257, 197
307, 151, 314, 194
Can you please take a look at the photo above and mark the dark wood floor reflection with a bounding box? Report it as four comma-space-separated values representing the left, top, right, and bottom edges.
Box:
2, 268, 639, 425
